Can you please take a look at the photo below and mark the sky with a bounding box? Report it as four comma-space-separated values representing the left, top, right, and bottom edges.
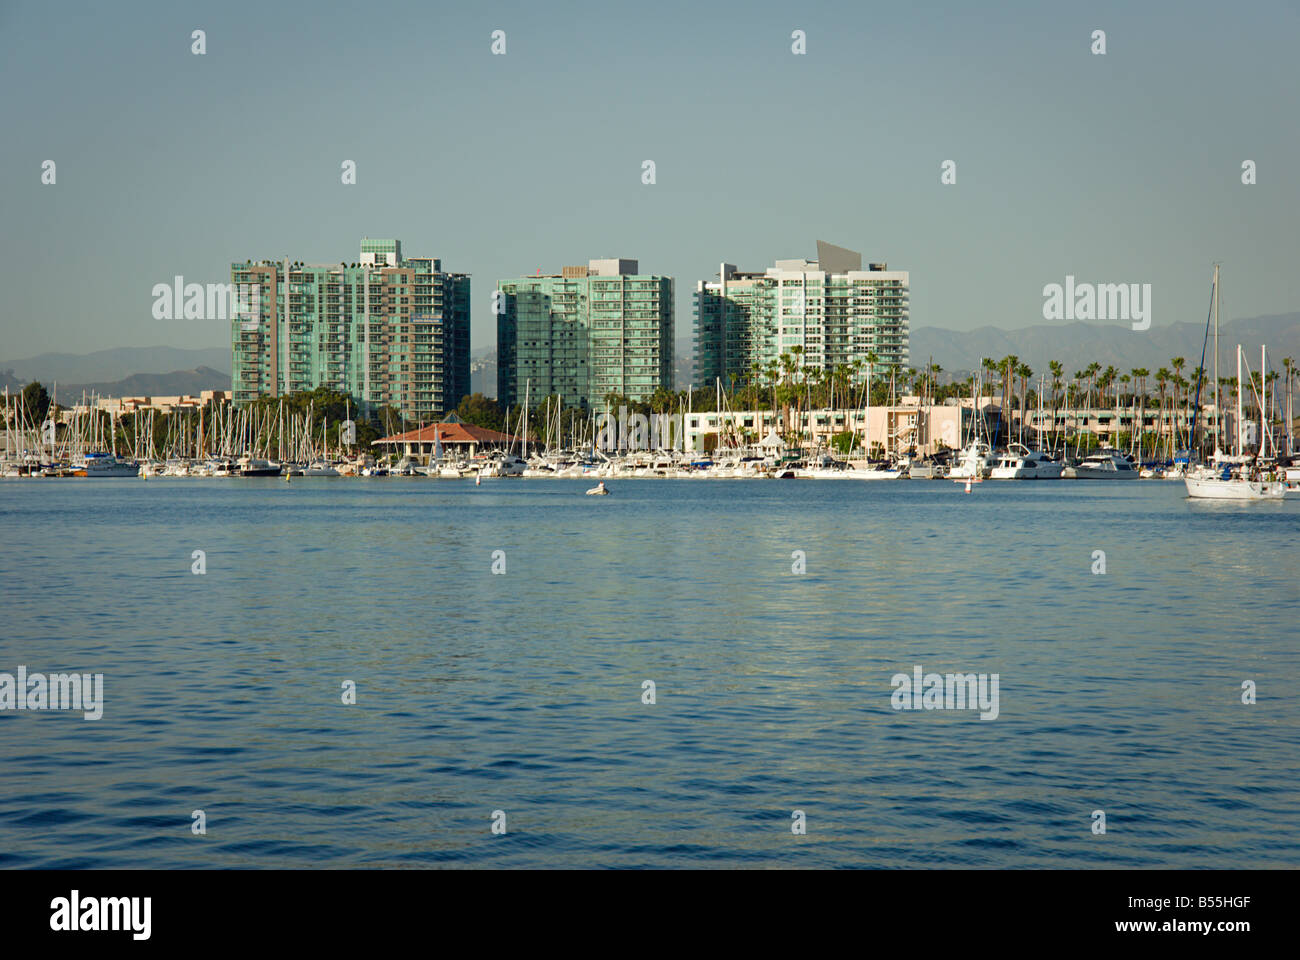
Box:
2, 0, 1298, 360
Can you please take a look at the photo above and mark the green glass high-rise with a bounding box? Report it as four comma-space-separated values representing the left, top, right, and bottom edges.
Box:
230, 238, 470, 420
695, 241, 908, 388
497, 259, 674, 410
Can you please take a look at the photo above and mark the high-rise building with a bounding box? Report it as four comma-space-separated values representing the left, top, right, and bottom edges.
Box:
230, 239, 470, 420
694, 241, 908, 387
497, 259, 673, 410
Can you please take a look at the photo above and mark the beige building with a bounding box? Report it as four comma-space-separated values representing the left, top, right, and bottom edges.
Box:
68, 390, 230, 419
683, 402, 967, 456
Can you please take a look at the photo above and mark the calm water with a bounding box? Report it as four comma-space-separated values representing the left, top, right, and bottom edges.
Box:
1, 477, 1297, 868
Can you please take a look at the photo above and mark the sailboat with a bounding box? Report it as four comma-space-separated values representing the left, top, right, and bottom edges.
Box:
1184, 268, 1284, 500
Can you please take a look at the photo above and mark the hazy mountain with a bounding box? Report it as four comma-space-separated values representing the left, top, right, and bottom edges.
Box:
1, 366, 230, 403
909, 313, 1300, 377
0, 346, 231, 385
60, 367, 231, 403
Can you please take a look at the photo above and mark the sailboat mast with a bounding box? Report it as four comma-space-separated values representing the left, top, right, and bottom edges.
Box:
1213, 265, 1220, 454
1236, 344, 1243, 458
1261, 344, 1267, 458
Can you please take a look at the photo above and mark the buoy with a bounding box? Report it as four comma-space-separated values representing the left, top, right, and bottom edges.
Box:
475, 474, 481, 486
964, 479, 972, 493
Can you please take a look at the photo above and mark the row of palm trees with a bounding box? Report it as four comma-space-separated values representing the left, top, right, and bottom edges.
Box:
686, 349, 1299, 456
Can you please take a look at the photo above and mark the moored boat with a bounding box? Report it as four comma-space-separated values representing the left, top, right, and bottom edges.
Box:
1073, 449, 1138, 479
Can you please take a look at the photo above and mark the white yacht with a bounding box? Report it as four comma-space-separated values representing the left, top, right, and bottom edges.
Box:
989, 444, 1062, 479
477, 453, 526, 477
237, 456, 282, 477
947, 441, 997, 479
303, 460, 340, 477
1073, 450, 1139, 479
843, 462, 902, 479
77, 452, 139, 477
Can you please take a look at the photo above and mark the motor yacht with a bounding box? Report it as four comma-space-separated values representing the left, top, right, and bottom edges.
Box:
989, 444, 1062, 479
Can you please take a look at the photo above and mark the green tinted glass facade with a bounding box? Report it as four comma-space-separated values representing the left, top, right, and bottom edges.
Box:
497, 264, 673, 410
695, 257, 908, 388
231, 239, 470, 420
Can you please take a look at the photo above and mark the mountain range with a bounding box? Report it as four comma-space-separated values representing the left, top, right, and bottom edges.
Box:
1, 346, 230, 385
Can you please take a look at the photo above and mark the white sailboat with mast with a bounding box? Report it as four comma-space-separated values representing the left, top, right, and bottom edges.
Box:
1185, 267, 1284, 500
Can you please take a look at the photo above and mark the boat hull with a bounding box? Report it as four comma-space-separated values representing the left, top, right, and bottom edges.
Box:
1185, 477, 1285, 500
1073, 467, 1139, 479
989, 464, 1062, 479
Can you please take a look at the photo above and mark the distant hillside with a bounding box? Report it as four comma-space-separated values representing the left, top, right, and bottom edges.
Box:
60, 366, 231, 403
0, 346, 231, 385
909, 313, 1300, 376
1, 365, 231, 404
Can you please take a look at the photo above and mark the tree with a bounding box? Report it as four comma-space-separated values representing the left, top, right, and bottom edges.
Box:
455, 393, 504, 431
1048, 360, 1063, 454
1016, 362, 1032, 445
22, 381, 51, 425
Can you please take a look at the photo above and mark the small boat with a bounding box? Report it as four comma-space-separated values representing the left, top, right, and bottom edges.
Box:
843, 461, 903, 480
77, 453, 140, 477
1073, 450, 1139, 479
989, 444, 1062, 479
1185, 463, 1285, 500
585, 481, 610, 496
237, 457, 282, 477
908, 460, 946, 479
947, 441, 996, 479
478, 453, 526, 477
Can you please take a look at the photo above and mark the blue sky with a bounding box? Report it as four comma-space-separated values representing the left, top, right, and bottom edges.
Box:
2, 0, 1298, 358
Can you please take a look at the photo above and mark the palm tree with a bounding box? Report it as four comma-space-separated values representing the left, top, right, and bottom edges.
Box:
1169, 356, 1185, 445
1118, 374, 1130, 447
1131, 368, 1149, 456
1283, 357, 1296, 455
1016, 362, 1032, 445
1000, 354, 1018, 445
1155, 367, 1171, 458
1048, 360, 1064, 454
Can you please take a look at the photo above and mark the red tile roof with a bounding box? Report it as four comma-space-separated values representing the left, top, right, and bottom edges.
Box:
373, 421, 521, 446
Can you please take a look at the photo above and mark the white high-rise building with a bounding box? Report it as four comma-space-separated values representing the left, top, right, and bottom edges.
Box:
694, 241, 908, 387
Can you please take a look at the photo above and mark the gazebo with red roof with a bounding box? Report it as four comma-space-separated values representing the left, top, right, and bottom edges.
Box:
372, 413, 527, 460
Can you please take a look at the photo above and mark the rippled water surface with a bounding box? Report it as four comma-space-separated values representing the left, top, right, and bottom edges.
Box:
1, 477, 1297, 868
